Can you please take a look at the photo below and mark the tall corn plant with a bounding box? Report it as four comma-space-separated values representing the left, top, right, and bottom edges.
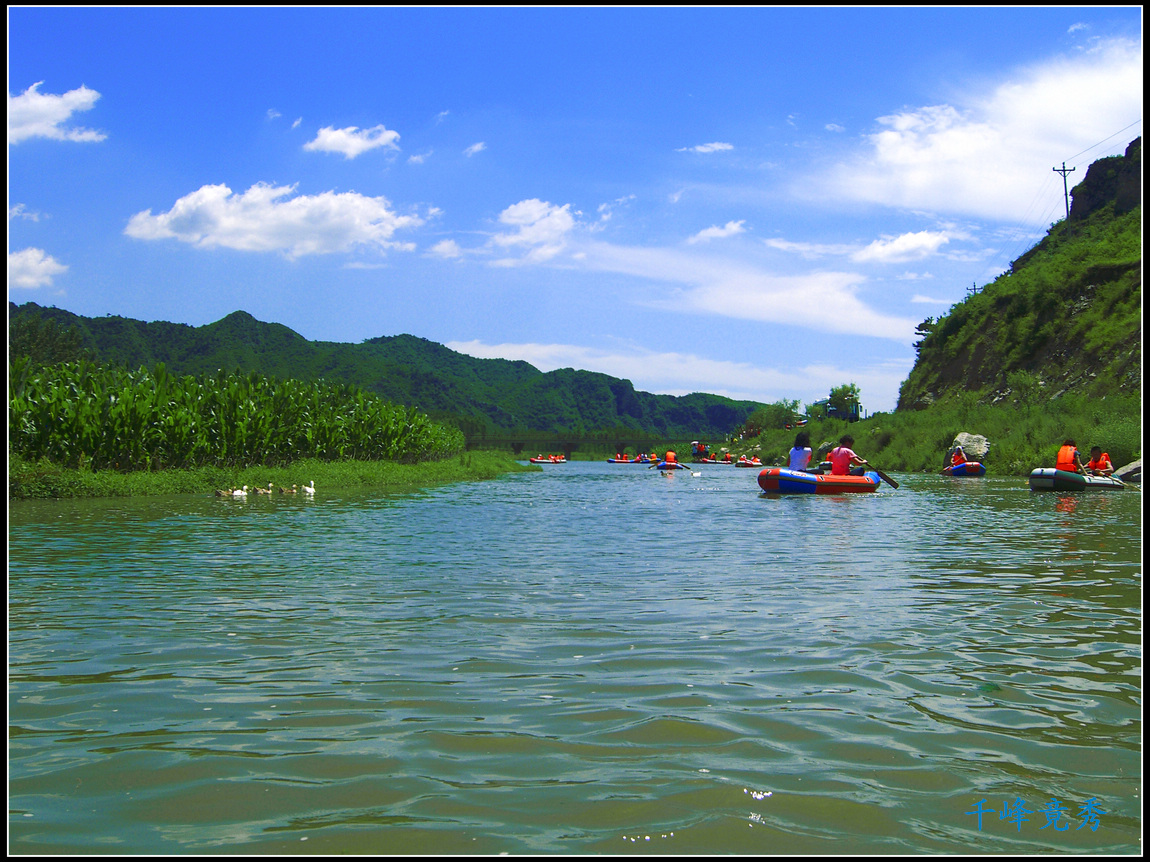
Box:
9, 360, 464, 471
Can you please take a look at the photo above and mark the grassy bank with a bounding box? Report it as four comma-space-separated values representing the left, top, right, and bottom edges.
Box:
9, 450, 538, 500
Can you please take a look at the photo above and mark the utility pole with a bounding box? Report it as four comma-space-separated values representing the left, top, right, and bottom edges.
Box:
1053, 162, 1075, 233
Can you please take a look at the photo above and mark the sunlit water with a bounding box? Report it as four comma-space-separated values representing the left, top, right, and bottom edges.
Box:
8, 462, 1142, 853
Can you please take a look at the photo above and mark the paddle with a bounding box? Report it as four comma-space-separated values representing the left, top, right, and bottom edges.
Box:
866, 464, 899, 489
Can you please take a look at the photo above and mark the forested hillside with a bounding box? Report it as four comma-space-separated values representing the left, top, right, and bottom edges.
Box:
899, 137, 1141, 410
8, 303, 764, 438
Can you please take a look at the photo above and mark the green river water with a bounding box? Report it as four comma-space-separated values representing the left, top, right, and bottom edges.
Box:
8, 462, 1142, 853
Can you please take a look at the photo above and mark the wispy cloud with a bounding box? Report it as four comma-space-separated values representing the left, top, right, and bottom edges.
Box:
764, 237, 858, 259
678, 142, 734, 153
8, 82, 106, 144
9, 203, 43, 222
446, 338, 912, 408
124, 182, 423, 258
766, 229, 955, 263
464, 141, 486, 157
303, 125, 401, 158
688, 220, 746, 244
579, 241, 917, 342
8, 247, 68, 288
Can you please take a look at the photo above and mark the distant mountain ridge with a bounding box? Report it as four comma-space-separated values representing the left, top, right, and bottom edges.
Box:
8, 303, 766, 438
899, 137, 1141, 409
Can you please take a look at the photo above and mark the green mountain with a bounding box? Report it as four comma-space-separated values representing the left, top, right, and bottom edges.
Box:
899, 137, 1141, 410
8, 303, 764, 439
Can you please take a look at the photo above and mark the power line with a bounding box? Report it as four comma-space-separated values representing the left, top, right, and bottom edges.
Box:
1065, 119, 1142, 164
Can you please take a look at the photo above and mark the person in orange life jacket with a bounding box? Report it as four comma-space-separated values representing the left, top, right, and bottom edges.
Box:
1055, 440, 1084, 473
1086, 446, 1114, 476
829, 435, 868, 476
950, 445, 967, 466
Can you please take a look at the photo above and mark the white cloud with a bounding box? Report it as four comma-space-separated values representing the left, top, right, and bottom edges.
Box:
408, 151, 432, 164
825, 123, 845, 133
807, 38, 1143, 222
303, 124, 400, 158
8, 248, 68, 288
688, 220, 746, 244
464, 141, 486, 157
266, 108, 281, 120
850, 230, 951, 264
911, 294, 953, 304
8, 82, 106, 144
292, 117, 302, 129
428, 239, 463, 259
124, 182, 423, 258
678, 142, 734, 153
490, 199, 576, 264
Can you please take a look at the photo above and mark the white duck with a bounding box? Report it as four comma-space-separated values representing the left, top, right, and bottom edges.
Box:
231, 485, 249, 498
302, 481, 316, 495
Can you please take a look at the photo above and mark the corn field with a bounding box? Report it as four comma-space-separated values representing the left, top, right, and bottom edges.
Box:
9, 358, 465, 471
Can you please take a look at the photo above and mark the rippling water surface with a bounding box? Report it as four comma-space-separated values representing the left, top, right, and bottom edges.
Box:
8, 462, 1142, 853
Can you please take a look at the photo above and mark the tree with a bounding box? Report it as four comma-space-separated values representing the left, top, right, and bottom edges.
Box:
8, 316, 88, 367
828, 383, 861, 420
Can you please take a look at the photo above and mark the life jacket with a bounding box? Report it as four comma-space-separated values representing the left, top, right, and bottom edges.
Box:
1087, 452, 1111, 472
951, 450, 967, 466
1055, 445, 1080, 473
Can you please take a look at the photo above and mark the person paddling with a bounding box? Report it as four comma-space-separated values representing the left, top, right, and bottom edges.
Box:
1086, 446, 1114, 476
829, 435, 868, 476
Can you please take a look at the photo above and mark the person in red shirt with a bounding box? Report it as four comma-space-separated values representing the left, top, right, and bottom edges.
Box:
950, 445, 967, 466
1085, 446, 1114, 476
829, 435, 868, 476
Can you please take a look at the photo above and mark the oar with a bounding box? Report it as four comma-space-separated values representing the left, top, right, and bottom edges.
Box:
867, 465, 899, 489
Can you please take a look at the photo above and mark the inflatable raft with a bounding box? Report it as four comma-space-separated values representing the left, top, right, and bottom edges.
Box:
1028, 468, 1126, 491
943, 461, 986, 477
655, 460, 689, 470
758, 467, 882, 494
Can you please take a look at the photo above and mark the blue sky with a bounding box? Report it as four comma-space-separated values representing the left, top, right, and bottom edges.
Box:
8, 7, 1142, 412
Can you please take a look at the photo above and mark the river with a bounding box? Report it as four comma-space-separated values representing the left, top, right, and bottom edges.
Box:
8, 461, 1142, 853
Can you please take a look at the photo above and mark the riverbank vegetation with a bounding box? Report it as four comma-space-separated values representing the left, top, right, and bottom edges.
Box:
7, 359, 542, 500
9, 450, 537, 501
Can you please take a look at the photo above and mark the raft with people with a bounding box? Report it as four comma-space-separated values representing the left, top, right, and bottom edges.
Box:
530, 454, 567, 464
1028, 468, 1126, 492
942, 461, 986, 477
757, 467, 883, 494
